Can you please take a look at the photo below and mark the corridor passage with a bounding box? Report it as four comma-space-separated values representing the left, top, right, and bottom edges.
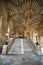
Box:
8, 38, 34, 54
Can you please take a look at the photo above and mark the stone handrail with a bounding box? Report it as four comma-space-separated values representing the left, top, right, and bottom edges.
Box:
7, 37, 16, 53
27, 38, 41, 55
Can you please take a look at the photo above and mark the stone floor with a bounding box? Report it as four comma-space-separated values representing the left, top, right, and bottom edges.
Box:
0, 38, 43, 65
0, 54, 43, 65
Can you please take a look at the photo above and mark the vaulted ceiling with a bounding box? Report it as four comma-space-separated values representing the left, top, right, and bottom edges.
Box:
0, 0, 43, 29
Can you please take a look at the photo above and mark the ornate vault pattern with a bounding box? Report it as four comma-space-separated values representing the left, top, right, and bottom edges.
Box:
3, 0, 42, 28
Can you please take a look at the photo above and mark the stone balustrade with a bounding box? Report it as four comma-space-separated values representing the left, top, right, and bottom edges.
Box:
2, 36, 16, 54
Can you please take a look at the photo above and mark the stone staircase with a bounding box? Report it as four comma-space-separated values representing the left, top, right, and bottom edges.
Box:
8, 38, 34, 54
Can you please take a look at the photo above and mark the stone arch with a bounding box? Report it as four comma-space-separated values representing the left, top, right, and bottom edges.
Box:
9, 13, 27, 34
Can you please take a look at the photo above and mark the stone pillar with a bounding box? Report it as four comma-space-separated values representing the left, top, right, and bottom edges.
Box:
30, 30, 33, 41
0, 16, 3, 38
